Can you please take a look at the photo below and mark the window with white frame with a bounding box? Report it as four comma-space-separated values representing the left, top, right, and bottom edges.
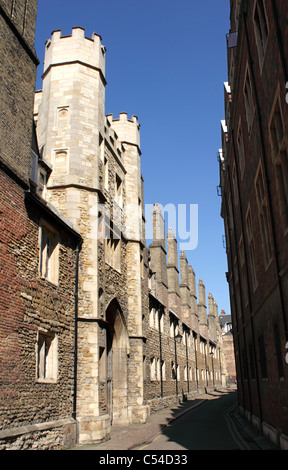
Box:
275, 148, 288, 231
57, 107, 69, 132
149, 307, 154, 328
36, 330, 58, 382
156, 358, 161, 380
184, 366, 188, 381
150, 357, 156, 381
253, 0, 269, 69
232, 163, 239, 206
54, 149, 68, 174
255, 164, 272, 267
170, 317, 174, 337
171, 361, 176, 380
39, 221, 59, 285
243, 66, 255, 134
161, 360, 166, 381
237, 120, 246, 179
154, 309, 159, 330
239, 236, 249, 307
159, 311, 164, 333
270, 97, 284, 159
269, 97, 288, 231
246, 207, 258, 290
143, 355, 147, 381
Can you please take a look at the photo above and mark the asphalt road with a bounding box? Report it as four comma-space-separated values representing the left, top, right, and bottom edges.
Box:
135, 390, 240, 451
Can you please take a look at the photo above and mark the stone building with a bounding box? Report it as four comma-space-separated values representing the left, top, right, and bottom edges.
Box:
0, 0, 228, 449
33, 27, 149, 443
219, 0, 288, 449
33, 26, 227, 446
219, 312, 236, 383
0, 0, 82, 450
145, 204, 224, 411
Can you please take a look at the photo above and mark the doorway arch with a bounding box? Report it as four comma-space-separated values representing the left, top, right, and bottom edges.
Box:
105, 298, 129, 425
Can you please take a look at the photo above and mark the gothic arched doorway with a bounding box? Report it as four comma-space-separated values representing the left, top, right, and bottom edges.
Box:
105, 298, 129, 425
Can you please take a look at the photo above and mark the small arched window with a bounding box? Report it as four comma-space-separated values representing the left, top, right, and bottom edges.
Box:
58, 107, 69, 131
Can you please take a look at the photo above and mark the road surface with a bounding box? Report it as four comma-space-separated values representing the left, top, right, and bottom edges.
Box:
134, 390, 241, 450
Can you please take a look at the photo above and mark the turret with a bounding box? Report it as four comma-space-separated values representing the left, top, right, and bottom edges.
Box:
167, 228, 181, 314
179, 251, 191, 325
108, 113, 143, 242
208, 293, 217, 342
188, 265, 199, 332
149, 203, 168, 304
35, 27, 106, 196
197, 279, 208, 338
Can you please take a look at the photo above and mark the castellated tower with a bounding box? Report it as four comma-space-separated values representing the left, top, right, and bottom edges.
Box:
167, 228, 181, 315
179, 251, 191, 326
149, 203, 168, 306
197, 279, 208, 338
107, 112, 148, 423
35, 27, 105, 199
34, 27, 148, 444
188, 265, 199, 333
208, 293, 217, 343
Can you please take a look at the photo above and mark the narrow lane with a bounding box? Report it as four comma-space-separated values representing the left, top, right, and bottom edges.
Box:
134, 390, 240, 450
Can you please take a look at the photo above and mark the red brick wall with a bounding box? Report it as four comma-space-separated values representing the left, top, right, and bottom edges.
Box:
222, 0, 288, 437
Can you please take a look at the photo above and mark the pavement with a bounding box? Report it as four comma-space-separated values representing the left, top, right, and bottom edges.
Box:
72, 386, 279, 451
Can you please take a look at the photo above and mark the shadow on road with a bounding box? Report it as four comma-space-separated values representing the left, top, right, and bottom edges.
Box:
150, 388, 239, 450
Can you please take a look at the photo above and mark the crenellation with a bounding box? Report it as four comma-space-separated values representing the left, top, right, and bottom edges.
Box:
110, 112, 140, 148
44, 27, 106, 77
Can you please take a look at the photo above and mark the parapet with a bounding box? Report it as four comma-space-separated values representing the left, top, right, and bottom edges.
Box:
108, 112, 140, 149
43, 27, 106, 79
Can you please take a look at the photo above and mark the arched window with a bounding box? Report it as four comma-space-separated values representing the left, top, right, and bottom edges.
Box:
58, 107, 69, 131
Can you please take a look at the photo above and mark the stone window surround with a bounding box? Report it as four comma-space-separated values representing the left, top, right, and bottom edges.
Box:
36, 328, 58, 383
39, 219, 60, 285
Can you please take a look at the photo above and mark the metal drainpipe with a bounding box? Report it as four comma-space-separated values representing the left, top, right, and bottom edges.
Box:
73, 239, 82, 428
158, 305, 163, 399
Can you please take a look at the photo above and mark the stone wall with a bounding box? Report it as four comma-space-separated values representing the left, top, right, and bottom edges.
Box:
0, 167, 79, 449
0, 1, 38, 186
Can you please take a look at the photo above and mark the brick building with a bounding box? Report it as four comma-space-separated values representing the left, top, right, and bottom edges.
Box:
33, 28, 149, 442
0, 1, 230, 450
0, 1, 82, 449
145, 204, 224, 412
219, 0, 288, 449
219, 312, 236, 383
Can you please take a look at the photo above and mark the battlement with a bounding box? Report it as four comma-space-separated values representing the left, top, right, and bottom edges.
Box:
104, 115, 125, 160
108, 112, 140, 148
43, 27, 106, 78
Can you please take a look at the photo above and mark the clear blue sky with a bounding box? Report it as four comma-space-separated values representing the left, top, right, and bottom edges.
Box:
34, 0, 231, 315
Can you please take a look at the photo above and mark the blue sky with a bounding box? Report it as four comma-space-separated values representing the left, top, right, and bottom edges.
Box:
34, 0, 231, 315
